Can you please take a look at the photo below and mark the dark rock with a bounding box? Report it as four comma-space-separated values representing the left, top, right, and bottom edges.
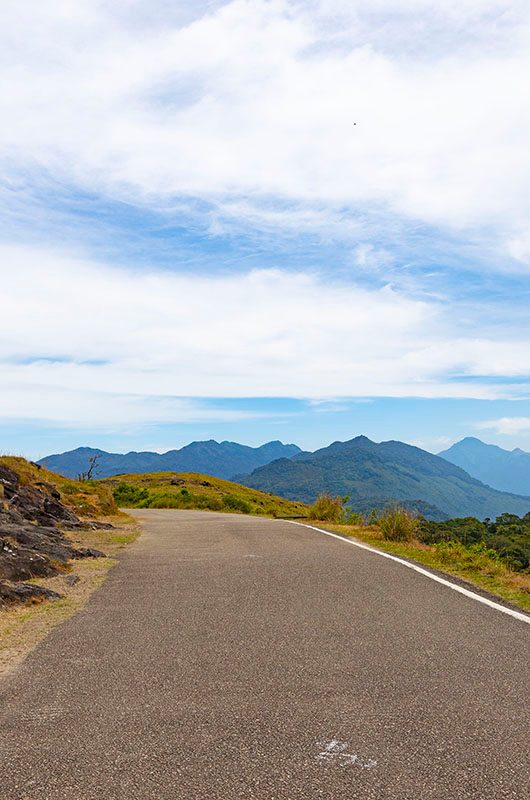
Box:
0, 466, 78, 529
0, 465, 106, 604
0, 580, 63, 606
1, 523, 74, 563
0, 534, 63, 581
67, 520, 114, 531
35, 481, 61, 501
0, 465, 19, 503
64, 574, 80, 586
72, 547, 106, 559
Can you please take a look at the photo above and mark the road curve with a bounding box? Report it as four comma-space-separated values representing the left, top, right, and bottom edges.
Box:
1, 510, 528, 799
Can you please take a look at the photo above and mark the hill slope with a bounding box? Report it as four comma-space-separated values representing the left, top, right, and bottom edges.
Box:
239, 436, 530, 520
439, 437, 530, 495
103, 472, 309, 518
0, 457, 119, 605
39, 440, 301, 481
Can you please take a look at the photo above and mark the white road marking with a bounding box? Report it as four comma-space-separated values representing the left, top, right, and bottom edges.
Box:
317, 740, 377, 769
285, 521, 530, 626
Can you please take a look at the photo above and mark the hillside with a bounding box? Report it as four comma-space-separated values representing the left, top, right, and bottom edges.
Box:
39, 440, 301, 480
0, 457, 118, 519
439, 437, 530, 495
103, 472, 309, 518
0, 457, 120, 606
239, 436, 530, 520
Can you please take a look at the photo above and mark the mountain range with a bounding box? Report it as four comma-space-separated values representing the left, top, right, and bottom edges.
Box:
38, 441, 302, 481
237, 436, 530, 520
38, 435, 530, 521
439, 437, 530, 496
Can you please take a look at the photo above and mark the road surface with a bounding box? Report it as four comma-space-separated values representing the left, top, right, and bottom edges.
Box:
1, 510, 529, 799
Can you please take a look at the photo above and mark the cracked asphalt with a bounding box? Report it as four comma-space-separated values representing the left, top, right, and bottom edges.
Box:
1, 509, 529, 799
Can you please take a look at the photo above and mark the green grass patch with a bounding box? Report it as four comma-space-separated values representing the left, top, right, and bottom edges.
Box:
104, 472, 309, 519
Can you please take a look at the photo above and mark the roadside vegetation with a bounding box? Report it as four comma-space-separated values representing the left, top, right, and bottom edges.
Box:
105, 472, 309, 519
307, 494, 530, 611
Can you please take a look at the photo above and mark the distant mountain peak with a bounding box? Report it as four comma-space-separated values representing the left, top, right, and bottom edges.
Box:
439, 437, 530, 496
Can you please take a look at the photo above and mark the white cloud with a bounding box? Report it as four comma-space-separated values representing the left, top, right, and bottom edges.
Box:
476, 417, 530, 435
508, 231, 530, 265
0, 0, 530, 253
0, 388, 272, 427
1, 243, 529, 424
1, 3, 529, 428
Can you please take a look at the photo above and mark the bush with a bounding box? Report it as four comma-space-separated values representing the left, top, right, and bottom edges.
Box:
113, 482, 149, 506
222, 494, 252, 514
417, 513, 530, 571
378, 506, 419, 542
308, 494, 345, 522
144, 493, 184, 509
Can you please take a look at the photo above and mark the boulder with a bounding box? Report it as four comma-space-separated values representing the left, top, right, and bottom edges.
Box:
73, 547, 106, 559
0, 580, 63, 606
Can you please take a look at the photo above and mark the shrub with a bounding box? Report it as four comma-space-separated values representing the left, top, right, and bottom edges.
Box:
113, 482, 149, 506
378, 506, 419, 542
194, 494, 223, 511
345, 510, 365, 526
308, 493, 345, 523
418, 513, 530, 571
222, 494, 252, 514
419, 517, 487, 545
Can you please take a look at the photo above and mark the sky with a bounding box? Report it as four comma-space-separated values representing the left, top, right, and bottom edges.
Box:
1, 0, 530, 459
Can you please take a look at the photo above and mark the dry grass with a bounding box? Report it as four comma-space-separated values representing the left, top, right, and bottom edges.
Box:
0, 518, 140, 679
308, 494, 345, 522
378, 506, 420, 542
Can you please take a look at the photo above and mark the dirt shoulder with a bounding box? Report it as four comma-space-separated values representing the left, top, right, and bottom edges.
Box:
0, 515, 140, 678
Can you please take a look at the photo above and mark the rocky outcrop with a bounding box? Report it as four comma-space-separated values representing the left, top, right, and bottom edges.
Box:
0, 580, 62, 604
0, 465, 107, 606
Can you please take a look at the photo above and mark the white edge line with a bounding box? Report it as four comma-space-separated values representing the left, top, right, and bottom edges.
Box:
283, 520, 530, 626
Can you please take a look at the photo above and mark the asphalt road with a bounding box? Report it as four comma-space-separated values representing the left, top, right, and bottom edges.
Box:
1, 510, 529, 799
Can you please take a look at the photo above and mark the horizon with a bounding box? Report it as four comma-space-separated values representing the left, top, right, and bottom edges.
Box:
12, 431, 530, 464
2, 2, 530, 457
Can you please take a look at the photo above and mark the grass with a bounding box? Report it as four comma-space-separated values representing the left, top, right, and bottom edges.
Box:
378, 506, 420, 542
308, 493, 345, 522
103, 471, 309, 519
315, 521, 530, 612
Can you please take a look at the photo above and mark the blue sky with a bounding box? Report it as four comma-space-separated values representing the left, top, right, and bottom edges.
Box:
1, 0, 530, 460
